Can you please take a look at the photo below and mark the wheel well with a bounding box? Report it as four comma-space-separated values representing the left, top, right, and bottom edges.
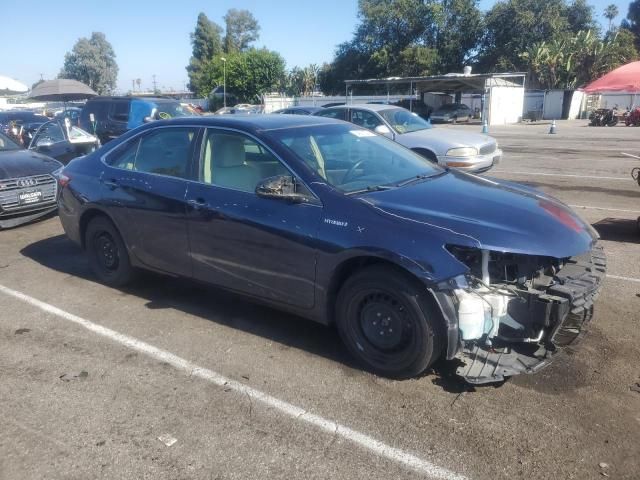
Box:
327, 257, 425, 323
412, 148, 438, 163
79, 209, 111, 249
327, 256, 449, 358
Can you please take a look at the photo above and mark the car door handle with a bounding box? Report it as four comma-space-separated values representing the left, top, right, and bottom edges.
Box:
103, 179, 119, 189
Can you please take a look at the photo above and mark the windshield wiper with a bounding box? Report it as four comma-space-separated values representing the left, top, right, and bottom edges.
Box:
396, 170, 447, 187
345, 184, 395, 195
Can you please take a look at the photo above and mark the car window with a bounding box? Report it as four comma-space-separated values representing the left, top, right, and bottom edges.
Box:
0, 132, 21, 151
200, 129, 290, 193
269, 123, 442, 193
34, 122, 65, 146
350, 110, 382, 130
379, 108, 432, 134
107, 127, 197, 178
315, 108, 346, 120
111, 102, 130, 122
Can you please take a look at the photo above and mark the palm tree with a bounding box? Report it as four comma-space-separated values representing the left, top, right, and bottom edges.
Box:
604, 4, 619, 31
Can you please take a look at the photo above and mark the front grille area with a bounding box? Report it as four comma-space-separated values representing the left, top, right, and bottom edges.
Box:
0, 174, 57, 216
479, 143, 497, 155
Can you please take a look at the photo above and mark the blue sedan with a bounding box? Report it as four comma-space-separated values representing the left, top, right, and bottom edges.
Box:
57, 115, 605, 384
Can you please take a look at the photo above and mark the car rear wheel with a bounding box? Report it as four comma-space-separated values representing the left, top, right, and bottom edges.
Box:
85, 216, 134, 287
335, 266, 442, 378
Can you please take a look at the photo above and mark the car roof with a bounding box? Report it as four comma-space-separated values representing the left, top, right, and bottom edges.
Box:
323, 103, 400, 112
86, 96, 178, 103
286, 106, 324, 112
141, 114, 344, 133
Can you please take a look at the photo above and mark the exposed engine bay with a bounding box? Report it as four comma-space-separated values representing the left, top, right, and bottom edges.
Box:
443, 245, 606, 384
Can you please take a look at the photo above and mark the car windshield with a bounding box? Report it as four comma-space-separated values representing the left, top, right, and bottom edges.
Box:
0, 132, 21, 151
378, 108, 432, 134
267, 123, 443, 193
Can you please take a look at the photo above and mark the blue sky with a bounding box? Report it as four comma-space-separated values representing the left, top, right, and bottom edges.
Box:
3, 0, 631, 92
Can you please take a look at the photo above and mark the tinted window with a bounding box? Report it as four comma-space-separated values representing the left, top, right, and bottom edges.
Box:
350, 110, 383, 130
34, 122, 65, 145
80, 101, 109, 128
200, 129, 289, 193
314, 108, 346, 120
111, 101, 130, 122
0, 132, 20, 151
107, 127, 197, 178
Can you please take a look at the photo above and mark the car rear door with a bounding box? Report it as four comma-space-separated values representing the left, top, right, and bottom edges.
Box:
101, 126, 200, 277
185, 128, 322, 309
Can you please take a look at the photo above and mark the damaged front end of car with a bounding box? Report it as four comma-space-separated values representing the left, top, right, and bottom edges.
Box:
431, 245, 606, 384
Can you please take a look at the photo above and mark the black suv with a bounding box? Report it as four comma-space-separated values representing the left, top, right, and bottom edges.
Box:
79, 96, 191, 144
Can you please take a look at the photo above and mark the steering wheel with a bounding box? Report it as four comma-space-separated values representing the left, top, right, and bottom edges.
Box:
343, 159, 372, 184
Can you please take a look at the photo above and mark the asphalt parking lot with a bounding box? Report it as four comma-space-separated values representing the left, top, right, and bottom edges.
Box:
1, 120, 639, 480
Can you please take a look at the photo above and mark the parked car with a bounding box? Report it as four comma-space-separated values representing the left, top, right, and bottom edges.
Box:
0, 110, 50, 146
314, 104, 501, 173
0, 131, 62, 229
272, 106, 324, 115
54, 107, 83, 126
57, 115, 605, 384
430, 103, 473, 123
79, 96, 192, 144
29, 120, 100, 164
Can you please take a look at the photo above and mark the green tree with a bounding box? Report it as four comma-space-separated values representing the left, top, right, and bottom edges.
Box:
479, 0, 595, 72
433, 0, 484, 73
604, 4, 619, 31
224, 9, 260, 53
622, 1, 640, 48
521, 28, 638, 89
201, 48, 285, 104
187, 13, 223, 96
59, 32, 118, 94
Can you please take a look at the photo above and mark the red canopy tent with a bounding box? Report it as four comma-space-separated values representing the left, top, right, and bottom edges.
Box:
582, 61, 640, 93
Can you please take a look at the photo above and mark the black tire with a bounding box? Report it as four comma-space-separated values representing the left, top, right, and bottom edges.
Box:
335, 266, 443, 379
85, 216, 134, 287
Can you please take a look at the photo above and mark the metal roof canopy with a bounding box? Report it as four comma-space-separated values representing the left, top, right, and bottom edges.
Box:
345, 73, 527, 93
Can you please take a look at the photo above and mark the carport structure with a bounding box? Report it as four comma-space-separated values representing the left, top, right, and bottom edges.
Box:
345, 72, 527, 126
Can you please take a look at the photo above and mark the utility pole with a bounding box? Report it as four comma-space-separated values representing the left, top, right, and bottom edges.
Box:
132, 79, 135, 92
152, 74, 158, 93
221, 57, 227, 108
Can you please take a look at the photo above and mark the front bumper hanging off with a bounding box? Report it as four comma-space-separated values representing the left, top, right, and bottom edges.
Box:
453, 246, 606, 384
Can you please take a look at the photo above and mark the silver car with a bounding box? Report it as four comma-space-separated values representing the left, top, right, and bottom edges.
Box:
314, 104, 501, 173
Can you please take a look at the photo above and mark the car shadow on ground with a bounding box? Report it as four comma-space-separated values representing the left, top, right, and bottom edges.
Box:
20, 234, 472, 392
593, 217, 640, 244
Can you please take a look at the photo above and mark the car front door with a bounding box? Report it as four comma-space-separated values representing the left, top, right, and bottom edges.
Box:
101, 126, 199, 277
185, 128, 322, 309
30, 122, 76, 163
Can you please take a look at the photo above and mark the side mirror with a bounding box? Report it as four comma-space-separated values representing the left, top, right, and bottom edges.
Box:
374, 125, 394, 139
255, 175, 310, 203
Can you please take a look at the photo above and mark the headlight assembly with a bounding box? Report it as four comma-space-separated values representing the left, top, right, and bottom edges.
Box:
446, 147, 478, 157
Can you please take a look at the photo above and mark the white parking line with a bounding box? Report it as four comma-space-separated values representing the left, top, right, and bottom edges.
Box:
492, 170, 630, 181
569, 205, 640, 214
608, 274, 640, 284
0, 284, 467, 480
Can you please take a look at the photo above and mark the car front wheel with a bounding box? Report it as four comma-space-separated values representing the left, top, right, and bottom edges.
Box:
85, 216, 134, 287
336, 266, 443, 378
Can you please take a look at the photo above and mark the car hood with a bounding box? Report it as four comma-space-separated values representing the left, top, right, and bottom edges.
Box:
398, 128, 493, 150
359, 171, 597, 258
0, 149, 62, 179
